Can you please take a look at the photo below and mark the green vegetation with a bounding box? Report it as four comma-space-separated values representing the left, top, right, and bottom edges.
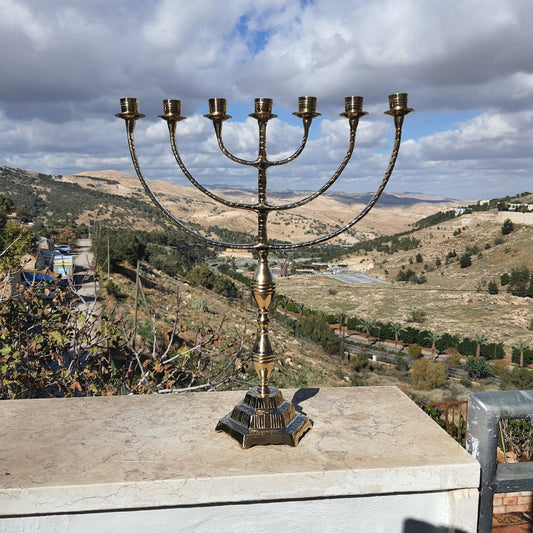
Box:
411, 358, 447, 390
487, 281, 498, 294
0, 167, 163, 224
501, 266, 533, 298
91, 227, 215, 277
414, 209, 456, 229
501, 218, 515, 235
186, 263, 240, 299
463, 356, 493, 380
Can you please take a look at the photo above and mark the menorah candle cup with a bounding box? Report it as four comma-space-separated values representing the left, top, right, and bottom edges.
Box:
345, 96, 364, 114
120, 97, 139, 114
340, 96, 368, 118
298, 96, 318, 114
209, 98, 227, 116
385, 93, 413, 116
255, 98, 273, 115
163, 99, 181, 116
115, 97, 144, 121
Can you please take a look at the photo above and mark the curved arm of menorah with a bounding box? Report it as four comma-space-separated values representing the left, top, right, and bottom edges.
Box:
266, 116, 360, 212
168, 125, 256, 211
268, 114, 406, 250
267, 118, 312, 167
212, 121, 259, 167
124, 120, 255, 250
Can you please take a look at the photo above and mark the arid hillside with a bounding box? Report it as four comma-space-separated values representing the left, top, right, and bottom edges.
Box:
277, 209, 533, 352
60, 169, 461, 243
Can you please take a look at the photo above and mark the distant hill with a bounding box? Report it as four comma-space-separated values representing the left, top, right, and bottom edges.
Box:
0, 166, 462, 243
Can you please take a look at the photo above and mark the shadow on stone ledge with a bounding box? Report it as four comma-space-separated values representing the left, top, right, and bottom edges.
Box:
291, 388, 320, 415
403, 519, 468, 533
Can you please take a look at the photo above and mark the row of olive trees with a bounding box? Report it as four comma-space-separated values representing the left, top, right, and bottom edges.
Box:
276, 296, 523, 361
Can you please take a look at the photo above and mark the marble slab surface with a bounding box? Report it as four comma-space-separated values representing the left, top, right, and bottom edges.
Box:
0, 386, 479, 515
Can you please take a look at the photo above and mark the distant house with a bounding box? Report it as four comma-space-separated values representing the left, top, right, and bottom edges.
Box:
507, 202, 532, 212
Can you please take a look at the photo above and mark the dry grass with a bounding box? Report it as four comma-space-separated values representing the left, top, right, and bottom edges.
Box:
277, 211, 533, 354
103, 266, 347, 390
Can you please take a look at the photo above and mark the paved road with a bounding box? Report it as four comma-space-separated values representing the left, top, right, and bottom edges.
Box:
329, 271, 389, 285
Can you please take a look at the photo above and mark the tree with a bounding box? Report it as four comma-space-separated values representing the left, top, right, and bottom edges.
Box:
474, 333, 487, 359
459, 253, 472, 268
357, 317, 376, 339
394, 353, 409, 371
501, 218, 515, 235
338, 313, 346, 363
463, 356, 492, 380
411, 358, 447, 390
389, 322, 405, 350
513, 341, 531, 368
186, 263, 216, 290
0, 222, 31, 272
52, 225, 77, 246
407, 343, 422, 359
425, 331, 442, 357
487, 281, 498, 295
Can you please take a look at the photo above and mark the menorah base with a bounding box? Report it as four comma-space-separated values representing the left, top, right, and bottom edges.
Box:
215, 386, 312, 448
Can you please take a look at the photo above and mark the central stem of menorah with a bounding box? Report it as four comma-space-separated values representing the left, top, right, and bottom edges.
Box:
116, 92, 412, 448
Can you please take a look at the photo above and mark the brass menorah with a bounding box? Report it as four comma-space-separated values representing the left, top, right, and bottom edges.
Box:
116, 93, 413, 448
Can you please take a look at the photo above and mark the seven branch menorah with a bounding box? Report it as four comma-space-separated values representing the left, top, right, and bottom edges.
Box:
116, 93, 413, 448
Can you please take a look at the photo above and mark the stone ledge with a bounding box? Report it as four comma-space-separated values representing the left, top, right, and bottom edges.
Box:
0, 386, 480, 517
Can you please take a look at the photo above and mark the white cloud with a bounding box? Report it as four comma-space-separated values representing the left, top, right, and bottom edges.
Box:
0, 0, 532, 199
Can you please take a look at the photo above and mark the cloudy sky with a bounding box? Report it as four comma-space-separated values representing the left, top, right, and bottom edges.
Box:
0, 0, 532, 200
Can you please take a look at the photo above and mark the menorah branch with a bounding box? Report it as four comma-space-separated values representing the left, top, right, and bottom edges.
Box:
168, 127, 256, 211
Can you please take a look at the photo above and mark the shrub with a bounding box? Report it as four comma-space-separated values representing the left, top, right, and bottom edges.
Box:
408, 309, 426, 323
488, 281, 499, 295
447, 352, 462, 368
394, 354, 409, 371
352, 353, 369, 373
500, 367, 533, 390
104, 279, 125, 300
459, 253, 472, 268
407, 343, 422, 359
491, 359, 508, 376
463, 356, 492, 380
501, 218, 515, 235
412, 358, 447, 390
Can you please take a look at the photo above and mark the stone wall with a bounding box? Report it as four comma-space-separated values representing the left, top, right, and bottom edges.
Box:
496, 211, 533, 226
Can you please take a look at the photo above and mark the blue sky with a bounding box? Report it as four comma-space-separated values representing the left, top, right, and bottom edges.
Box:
0, 0, 532, 200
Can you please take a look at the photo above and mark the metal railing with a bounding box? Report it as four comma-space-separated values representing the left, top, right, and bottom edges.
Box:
429, 400, 468, 446
466, 390, 533, 533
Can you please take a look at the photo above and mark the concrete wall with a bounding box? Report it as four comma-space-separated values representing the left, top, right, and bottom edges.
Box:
497, 211, 533, 226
